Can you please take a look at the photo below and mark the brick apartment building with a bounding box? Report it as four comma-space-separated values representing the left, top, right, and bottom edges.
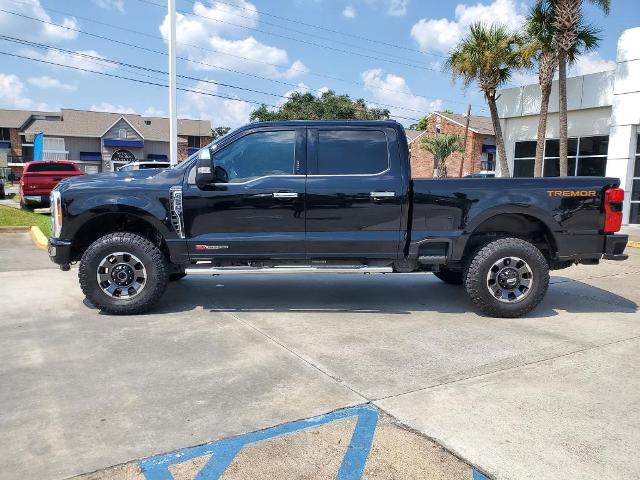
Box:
406, 111, 496, 177
0, 109, 212, 176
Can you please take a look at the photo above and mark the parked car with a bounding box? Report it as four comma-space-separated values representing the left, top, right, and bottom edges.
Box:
118, 160, 171, 172
20, 160, 84, 208
465, 172, 496, 178
48, 120, 628, 317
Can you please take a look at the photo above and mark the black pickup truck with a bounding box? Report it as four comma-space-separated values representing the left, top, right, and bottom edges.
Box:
48, 120, 628, 317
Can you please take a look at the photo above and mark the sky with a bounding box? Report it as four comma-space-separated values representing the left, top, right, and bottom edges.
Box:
0, 0, 638, 128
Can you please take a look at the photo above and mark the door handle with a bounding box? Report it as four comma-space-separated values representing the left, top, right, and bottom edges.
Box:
273, 192, 299, 198
370, 191, 395, 198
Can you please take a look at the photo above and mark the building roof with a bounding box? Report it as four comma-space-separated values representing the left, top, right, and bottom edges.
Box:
436, 111, 495, 135
18, 109, 211, 140
404, 129, 425, 143
0, 109, 59, 129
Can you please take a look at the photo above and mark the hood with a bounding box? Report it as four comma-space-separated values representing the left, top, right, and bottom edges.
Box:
55, 167, 186, 195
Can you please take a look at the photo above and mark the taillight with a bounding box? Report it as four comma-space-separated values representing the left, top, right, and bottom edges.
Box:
603, 188, 624, 234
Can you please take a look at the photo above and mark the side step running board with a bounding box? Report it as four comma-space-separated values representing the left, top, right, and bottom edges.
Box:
185, 266, 393, 275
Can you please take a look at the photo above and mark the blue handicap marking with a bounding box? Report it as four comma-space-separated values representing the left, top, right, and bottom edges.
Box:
472, 469, 491, 480
139, 404, 379, 480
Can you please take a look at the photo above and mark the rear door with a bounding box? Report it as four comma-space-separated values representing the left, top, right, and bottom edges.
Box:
182, 127, 306, 259
305, 126, 404, 259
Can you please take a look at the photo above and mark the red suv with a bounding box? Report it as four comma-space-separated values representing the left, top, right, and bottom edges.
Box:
20, 160, 84, 208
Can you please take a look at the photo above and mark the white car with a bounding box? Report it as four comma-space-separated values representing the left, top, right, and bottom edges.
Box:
118, 161, 171, 172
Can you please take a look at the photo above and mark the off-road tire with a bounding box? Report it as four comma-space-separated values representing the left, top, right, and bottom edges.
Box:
79, 232, 169, 315
464, 237, 549, 318
433, 268, 464, 285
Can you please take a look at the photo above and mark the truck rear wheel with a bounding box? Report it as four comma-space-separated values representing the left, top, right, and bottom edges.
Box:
433, 268, 463, 285
464, 237, 549, 318
79, 232, 169, 315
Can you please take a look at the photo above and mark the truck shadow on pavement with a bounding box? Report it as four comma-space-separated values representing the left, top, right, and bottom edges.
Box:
151, 274, 638, 318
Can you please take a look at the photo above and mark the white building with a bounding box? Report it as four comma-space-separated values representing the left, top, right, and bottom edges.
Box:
497, 27, 640, 225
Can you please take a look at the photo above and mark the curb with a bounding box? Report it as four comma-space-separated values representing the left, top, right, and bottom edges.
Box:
30, 226, 48, 251
0, 226, 30, 233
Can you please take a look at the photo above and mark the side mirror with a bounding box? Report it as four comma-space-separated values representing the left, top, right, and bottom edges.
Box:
195, 156, 215, 189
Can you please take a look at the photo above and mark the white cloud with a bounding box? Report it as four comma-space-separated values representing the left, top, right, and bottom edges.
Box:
0, 0, 78, 42
90, 102, 137, 114
361, 69, 442, 124
342, 5, 357, 18
279, 83, 330, 106
26, 48, 115, 74
92, 0, 125, 13
143, 106, 166, 117
27, 76, 77, 91
159, 1, 307, 79
181, 80, 253, 128
0, 73, 49, 110
411, 0, 525, 54
387, 0, 408, 16
570, 52, 616, 76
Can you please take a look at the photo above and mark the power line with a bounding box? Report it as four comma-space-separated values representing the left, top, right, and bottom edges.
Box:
176, 0, 441, 58
0, 49, 423, 122
145, 0, 441, 63
10, 1, 481, 108
134, 0, 438, 72
0, 49, 280, 107
0, 34, 432, 117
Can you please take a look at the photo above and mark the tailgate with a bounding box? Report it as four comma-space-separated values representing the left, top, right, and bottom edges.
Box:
22, 172, 82, 194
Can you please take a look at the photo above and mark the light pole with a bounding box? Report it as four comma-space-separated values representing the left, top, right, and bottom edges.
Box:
168, 0, 178, 167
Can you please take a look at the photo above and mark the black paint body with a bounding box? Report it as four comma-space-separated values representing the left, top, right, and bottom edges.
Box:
49, 120, 627, 270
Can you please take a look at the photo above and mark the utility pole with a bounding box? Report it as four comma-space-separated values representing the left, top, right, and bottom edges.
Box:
168, 0, 178, 167
458, 104, 471, 178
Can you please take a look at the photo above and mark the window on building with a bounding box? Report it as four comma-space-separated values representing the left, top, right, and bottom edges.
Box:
213, 130, 296, 183
630, 133, 640, 224
514, 136, 608, 178
187, 136, 200, 149
0, 128, 10, 141
513, 141, 536, 177
317, 130, 388, 175
118, 128, 127, 139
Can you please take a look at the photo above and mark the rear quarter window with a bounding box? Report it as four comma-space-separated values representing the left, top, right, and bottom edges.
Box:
317, 130, 389, 175
26, 163, 78, 172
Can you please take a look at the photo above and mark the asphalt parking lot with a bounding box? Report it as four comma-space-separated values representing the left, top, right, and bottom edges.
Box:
1, 232, 639, 480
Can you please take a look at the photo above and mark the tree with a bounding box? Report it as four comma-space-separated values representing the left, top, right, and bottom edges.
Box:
446, 24, 525, 177
524, 0, 599, 176
211, 126, 231, 140
250, 90, 390, 122
420, 133, 465, 178
414, 116, 429, 130
553, 0, 609, 175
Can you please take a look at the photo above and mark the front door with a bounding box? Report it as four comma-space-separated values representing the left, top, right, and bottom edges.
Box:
182, 127, 306, 259
305, 126, 404, 259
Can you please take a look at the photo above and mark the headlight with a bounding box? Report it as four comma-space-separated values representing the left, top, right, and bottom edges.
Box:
51, 190, 62, 238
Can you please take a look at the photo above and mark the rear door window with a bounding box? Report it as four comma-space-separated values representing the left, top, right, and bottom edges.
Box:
316, 130, 388, 175
27, 163, 77, 172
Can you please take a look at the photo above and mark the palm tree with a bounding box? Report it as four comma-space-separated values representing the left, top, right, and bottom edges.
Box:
446, 24, 525, 177
524, 0, 600, 177
421, 133, 465, 178
553, 0, 610, 175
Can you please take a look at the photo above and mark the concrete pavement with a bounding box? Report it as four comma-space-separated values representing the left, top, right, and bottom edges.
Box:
1, 231, 638, 479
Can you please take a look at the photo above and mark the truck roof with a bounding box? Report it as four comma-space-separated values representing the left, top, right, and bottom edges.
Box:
248, 120, 403, 128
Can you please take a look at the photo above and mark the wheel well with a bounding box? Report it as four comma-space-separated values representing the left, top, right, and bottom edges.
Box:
464, 214, 557, 263
71, 213, 167, 261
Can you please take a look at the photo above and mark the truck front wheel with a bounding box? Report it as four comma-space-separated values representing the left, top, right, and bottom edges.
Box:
79, 232, 169, 315
464, 237, 549, 318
